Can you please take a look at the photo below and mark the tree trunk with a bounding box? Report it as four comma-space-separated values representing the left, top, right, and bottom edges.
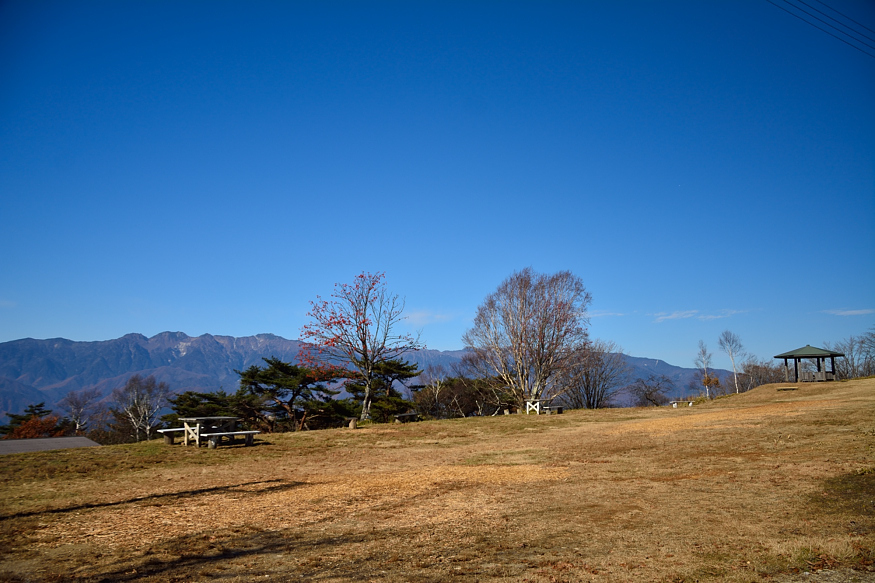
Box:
360, 383, 373, 420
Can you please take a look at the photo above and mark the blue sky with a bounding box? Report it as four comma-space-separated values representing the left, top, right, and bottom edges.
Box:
1, 0, 873, 370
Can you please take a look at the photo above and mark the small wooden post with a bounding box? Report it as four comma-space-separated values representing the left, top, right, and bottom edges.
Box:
348, 418, 357, 430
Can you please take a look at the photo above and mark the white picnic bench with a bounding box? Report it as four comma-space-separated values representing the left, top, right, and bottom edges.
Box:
525, 398, 563, 415
158, 417, 260, 448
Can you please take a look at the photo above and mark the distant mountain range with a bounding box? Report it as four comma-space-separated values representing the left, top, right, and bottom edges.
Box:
0, 332, 729, 418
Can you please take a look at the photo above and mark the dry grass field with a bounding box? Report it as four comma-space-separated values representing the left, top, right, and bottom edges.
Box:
1, 379, 873, 582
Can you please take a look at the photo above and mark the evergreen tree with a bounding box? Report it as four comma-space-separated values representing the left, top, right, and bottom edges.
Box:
166, 390, 236, 419
0, 402, 65, 436
236, 357, 342, 431
163, 389, 267, 430
344, 359, 420, 423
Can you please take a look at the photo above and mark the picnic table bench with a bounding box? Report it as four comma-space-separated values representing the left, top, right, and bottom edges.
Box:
157, 427, 187, 445
525, 399, 562, 415
161, 417, 260, 448
393, 412, 421, 423
199, 430, 260, 449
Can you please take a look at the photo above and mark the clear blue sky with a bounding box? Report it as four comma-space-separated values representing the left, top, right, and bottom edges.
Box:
2, 0, 873, 371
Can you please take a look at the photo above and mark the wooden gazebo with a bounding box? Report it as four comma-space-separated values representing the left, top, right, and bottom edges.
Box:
773, 345, 844, 382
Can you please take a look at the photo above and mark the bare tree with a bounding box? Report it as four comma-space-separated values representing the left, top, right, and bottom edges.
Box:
57, 387, 104, 434
461, 268, 592, 408
415, 365, 451, 418
865, 328, 875, 369
739, 356, 784, 390
718, 330, 745, 394
629, 374, 673, 407
301, 272, 423, 420
112, 374, 170, 441
557, 340, 630, 409
693, 340, 719, 399
825, 335, 873, 379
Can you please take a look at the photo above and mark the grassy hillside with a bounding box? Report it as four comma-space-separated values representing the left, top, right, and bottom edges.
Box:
1, 379, 873, 582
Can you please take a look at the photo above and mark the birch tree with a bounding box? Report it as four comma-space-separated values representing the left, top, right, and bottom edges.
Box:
693, 340, 719, 399
413, 365, 451, 418
718, 330, 745, 394
301, 272, 423, 420
112, 374, 170, 441
57, 387, 103, 434
461, 268, 592, 407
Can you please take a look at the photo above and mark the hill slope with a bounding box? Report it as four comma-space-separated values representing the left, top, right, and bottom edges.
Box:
1, 378, 871, 582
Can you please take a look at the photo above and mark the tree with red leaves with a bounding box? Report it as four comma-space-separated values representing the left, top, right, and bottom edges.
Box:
3, 415, 66, 439
301, 272, 423, 420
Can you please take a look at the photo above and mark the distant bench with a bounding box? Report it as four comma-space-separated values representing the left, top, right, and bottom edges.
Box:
669, 401, 694, 408
393, 412, 421, 423
540, 405, 563, 415
525, 399, 563, 415
199, 430, 260, 449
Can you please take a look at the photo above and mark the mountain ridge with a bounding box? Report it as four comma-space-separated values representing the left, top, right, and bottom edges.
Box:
0, 332, 727, 418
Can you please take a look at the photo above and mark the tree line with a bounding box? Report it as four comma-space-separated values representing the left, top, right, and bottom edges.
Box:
691, 328, 875, 398
4, 269, 872, 441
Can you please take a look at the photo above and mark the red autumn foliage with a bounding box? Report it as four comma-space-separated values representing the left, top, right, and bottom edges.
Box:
3, 415, 66, 439
300, 271, 423, 419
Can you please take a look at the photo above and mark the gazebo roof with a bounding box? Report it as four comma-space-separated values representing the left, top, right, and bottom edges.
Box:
773, 345, 845, 359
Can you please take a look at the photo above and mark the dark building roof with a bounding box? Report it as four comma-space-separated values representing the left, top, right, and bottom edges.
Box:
0, 437, 101, 456
774, 345, 845, 359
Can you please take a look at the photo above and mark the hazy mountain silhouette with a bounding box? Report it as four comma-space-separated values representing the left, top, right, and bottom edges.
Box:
0, 332, 727, 418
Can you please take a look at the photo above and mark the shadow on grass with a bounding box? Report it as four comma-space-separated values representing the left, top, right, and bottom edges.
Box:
83, 522, 510, 583
811, 467, 875, 536
87, 529, 370, 582
0, 479, 303, 520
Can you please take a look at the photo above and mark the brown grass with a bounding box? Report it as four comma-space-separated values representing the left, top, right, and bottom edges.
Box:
1, 379, 873, 582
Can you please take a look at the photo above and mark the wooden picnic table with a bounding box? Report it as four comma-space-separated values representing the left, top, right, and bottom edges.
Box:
159, 417, 260, 448
178, 417, 240, 447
